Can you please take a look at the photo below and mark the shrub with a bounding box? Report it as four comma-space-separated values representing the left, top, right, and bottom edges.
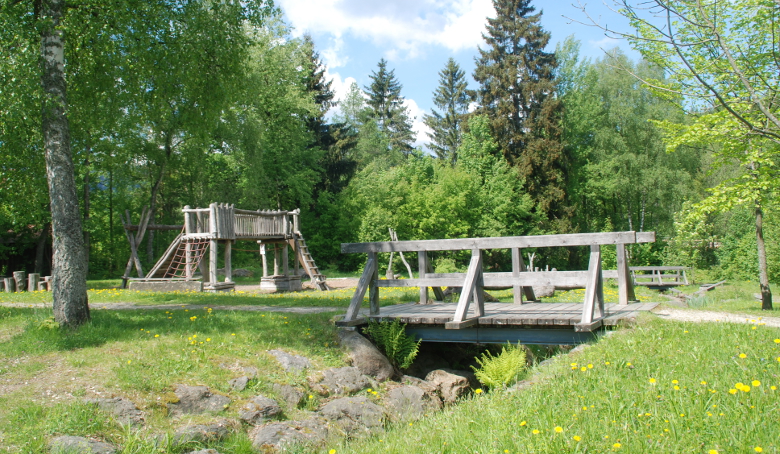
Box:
362, 320, 421, 370
471, 343, 526, 389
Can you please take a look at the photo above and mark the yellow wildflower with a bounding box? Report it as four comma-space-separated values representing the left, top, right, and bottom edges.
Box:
554, 426, 563, 433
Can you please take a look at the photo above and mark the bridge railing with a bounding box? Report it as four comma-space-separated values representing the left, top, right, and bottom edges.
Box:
340, 231, 655, 332
182, 204, 300, 240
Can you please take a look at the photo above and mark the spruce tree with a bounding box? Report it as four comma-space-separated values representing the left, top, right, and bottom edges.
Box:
473, 0, 569, 223
423, 58, 470, 165
364, 59, 415, 156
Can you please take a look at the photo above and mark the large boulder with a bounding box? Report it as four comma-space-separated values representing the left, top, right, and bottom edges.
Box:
49, 436, 115, 454
319, 396, 384, 436
309, 367, 370, 396
337, 330, 394, 381
532, 285, 555, 298
268, 350, 311, 372
384, 385, 441, 421
239, 396, 282, 425
249, 418, 329, 452
425, 369, 476, 404
166, 385, 231, 417
86, 397, 144, 427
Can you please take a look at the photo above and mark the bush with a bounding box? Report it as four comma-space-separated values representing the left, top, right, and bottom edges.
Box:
471, 343, 526, 389
362, 320, 421, 370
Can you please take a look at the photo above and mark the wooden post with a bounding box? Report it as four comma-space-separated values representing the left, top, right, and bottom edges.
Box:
343, 252, 378, 322
290, 239, 300, 276
259, 242, 267, 277
446, 249, 483, 329
28, 273, 40, 293
418, 251, 429, 304
183, 206, 193, 279
209, 239, 218, 284
282, 243, 289, 276
224, 241, 233, 283
616, 243, 636, 305
368, 251, 379, 315
3, 277, 14, 293
578, 245, 605, 330
273, 244, 279, 276
13, 271, 26, 292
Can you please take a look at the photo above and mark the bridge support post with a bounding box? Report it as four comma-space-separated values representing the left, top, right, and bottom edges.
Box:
616, 243, 636, 305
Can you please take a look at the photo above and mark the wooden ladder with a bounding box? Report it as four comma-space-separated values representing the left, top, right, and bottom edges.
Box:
294, 233, 329, 291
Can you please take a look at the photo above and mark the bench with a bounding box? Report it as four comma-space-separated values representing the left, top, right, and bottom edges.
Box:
340, 231, 655, 332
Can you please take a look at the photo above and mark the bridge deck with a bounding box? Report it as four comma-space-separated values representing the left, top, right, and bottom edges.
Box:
357, 301, 659, 344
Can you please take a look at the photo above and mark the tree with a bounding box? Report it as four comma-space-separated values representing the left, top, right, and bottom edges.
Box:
578, 0, 780, 309
473, 0, 568, 223
364, 59, 415, 156
423, 58, 470, 165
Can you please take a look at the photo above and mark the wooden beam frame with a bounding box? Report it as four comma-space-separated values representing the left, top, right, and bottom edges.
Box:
342, 252, 378, 322
445, 249, 484, 329
576, 245, 605, 331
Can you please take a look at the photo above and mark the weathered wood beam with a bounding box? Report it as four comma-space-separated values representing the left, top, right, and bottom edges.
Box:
578, 245, 604, 329
446, 249, 483, 329
342, 231, 639, 254
343, 252, 378, 322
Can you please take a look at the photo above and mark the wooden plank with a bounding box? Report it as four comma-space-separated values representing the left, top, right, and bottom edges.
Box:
343, 254, 378, 321
418, 251, 429, 304
368, 252, 379, 316
444, 318, 479, 329
342, 231, 640, 254
580, 245, 603, 325
629, 266, 688, 271
451, 249, 483, 323
616, 243, 636, 305
373, 271, 589, 288
124, 224, 183, 231
635, 232, 656, 243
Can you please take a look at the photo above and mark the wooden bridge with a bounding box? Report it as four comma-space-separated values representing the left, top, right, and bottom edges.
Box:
122, 203, 328, 291
337, 231, 659, 344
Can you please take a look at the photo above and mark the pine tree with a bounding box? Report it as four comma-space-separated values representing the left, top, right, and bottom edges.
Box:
303, 34, 335, 149
364, 59, 415, 156
473, 0, 569, 224
423, 58, 470, 165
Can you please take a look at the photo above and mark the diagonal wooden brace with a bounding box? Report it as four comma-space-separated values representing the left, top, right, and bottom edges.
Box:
577, 244, 605, 331
446, 249, 483, 329
342, 252, 378, 322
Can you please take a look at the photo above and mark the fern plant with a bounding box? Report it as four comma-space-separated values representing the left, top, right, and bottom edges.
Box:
471, 343, 526, 389
362, 320, 421, 370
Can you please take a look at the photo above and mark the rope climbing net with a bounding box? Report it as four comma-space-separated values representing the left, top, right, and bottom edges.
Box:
164, 237, 210, 279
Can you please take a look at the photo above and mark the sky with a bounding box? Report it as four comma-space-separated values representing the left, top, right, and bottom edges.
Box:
276, 0, 641, 148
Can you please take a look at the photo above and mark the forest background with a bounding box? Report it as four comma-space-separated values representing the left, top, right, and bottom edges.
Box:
1, 0, 777, 295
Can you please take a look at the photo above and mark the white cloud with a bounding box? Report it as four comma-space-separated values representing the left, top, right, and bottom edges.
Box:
404, 98, 431, 149
588, 36, 622, 51
320, 35, 348, 69
278, 0, 493, 59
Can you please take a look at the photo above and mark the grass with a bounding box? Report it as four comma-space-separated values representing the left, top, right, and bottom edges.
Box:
335, 315, 780, 453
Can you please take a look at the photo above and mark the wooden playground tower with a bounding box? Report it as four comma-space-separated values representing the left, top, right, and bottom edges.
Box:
122, 203, 328, 292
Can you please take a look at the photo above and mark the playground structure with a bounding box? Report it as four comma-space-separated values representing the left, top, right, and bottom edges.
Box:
122, 203, 328, 292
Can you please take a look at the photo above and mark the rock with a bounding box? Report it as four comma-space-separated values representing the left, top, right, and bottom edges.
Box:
85, 397, 144, 426
273, 383, 304, 408
243, 366, 259, 378
384, 385, 441, 421
319, 396, 384, 436
49, 436, 115, 454
172, 421, 230, 445
442, 287, 498, 302
167, 385, 231, 417
239, 396, 282, 425
338, 330, 394, 381
268, 350, 311, 372
532, 285, 555, 298
233, 268, 253, 277
309, 367, 370, 396
425, 369, 477, 404
249, 418, 329, 452
184, 450, 221, 454
228, 376, 251, 391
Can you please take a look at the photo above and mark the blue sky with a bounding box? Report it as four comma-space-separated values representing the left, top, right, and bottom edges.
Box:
276, 0, 640, 147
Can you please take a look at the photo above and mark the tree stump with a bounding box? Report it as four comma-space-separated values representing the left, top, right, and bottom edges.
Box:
13, 271, 26, 292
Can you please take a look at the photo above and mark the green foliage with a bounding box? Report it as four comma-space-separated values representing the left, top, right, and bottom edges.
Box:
471, 343, 526, 389
362, 320, 420, 370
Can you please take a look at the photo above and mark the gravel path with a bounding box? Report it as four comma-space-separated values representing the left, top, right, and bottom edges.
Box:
653, 308, 780, 327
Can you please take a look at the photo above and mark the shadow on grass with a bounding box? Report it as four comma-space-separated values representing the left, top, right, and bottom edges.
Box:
0, 307, 341, 356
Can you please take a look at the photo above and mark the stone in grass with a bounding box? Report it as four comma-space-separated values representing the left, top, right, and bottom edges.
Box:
268, 350, 311, 372
85, 397, 144, 427
249, 417, 329, 452
337, 330, 394, 382
425, 369, 477, 404
384, 385, 442, 422
184, 450, 221, 454
319, 396, 384, 437
228, 376, 251, 391
272, 383, 304, 408
239, 396, 282, 425
49, 436, 115, 454
309, 367, 370, 396
172, 421, 230, 445
167, 385, 231, 417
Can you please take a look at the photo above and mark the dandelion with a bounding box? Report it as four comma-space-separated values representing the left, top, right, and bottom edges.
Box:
739, 353, 747, 359
673, 385, 680, 390
231, 333, 235, 336
127, 360, 132, 364
709, 450, 718, 454
752, 380, 761, 387
774, 339, 780, 344
672, 380, 678, 384
649, 378, 656, 384
475, 389, 483, 394
581, 367, 587, 371
554, 426, 563, 433
329, 450, 336, 454
520, 421, 527, 426
154, 334, 159, 338
613, 443, 622, 448
700, 381, 707, 385
729, 389, 738, 395
532, 429, 540, 435
754, 448, 763, 453
587, 364, 593, 369
573, 435, 581, 442
771, 386, 777, 391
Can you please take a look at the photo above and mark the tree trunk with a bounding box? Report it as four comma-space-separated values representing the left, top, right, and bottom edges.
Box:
755, 204, 773, 310
40, 0, 90, 327
146, 131, 172, 264
83, 150, 90, 275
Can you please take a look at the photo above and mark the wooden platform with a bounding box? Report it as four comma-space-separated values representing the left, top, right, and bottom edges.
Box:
352, 301, 659, 345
